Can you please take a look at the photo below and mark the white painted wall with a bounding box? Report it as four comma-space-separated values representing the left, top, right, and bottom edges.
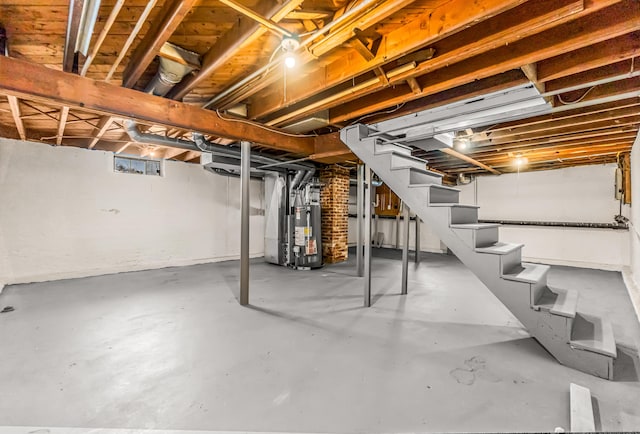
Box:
347, 164, 629, 270
458, 164, 630, 270
0, 138, 264, 285
627, 133, 640, 319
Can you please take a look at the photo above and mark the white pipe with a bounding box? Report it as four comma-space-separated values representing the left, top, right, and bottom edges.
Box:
76, 0, 102, 56
81, 0, 125, 76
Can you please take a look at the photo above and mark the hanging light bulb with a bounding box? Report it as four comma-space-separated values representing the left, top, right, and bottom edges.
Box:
284, 54, 296, 69
281, 35, 300, 69
514, 155, 528, 166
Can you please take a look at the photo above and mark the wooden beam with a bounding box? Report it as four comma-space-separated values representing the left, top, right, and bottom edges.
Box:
307, 0, 417, 58
538, 31, 640, 82
240, 0, 528, 119
440, 148, 501, 175
166, 0, 303, 100
0, 56, 319, 154
406, 78, 422, 94
330, 0, 640, 123
122, 0, 201, 88
56, 106, 70, 145
251, 0, 587, 121
7, 95, 26, 140
63, 0, 83, 72
88, 116, 115, 149
219, 0, 293, 37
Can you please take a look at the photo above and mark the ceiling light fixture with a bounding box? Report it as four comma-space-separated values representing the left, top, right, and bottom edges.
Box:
281, 35, 300, 69
514, 155, 528, 166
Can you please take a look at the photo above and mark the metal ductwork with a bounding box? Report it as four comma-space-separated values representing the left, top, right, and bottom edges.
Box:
146, 43, 200, 96
123, 121, 315, 174
146, 57, 195, 96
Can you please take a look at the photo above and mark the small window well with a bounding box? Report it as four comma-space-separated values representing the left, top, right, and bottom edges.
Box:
114, 156, 162, 176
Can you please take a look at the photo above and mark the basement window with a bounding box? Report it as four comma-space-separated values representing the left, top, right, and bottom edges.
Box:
114, 156, 162, 176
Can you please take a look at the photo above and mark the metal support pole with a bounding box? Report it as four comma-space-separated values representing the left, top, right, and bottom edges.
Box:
364, 166, 372, 307
356, 164, 364, 277
401, 204, 409, 295
415, 218, 421, 264
395, 213, 400, 249
240, 140, 250, 305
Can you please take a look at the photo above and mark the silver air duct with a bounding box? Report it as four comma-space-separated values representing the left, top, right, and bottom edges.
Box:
145, 56, 195, 96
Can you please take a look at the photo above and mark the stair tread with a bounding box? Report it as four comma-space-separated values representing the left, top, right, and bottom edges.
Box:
475, 242, 523, 255
376, 140, 414, 152
503, 262, 550, 284
570, 312, 617, 358
409, 184, 460, 191
429, 203, 479, 209
390, 165, 444, 177
451, 223, 500, 229
381, 150, 427, 163
535, 286, 578, 318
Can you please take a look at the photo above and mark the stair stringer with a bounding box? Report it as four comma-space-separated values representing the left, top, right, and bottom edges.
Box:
341, 126, 615, 379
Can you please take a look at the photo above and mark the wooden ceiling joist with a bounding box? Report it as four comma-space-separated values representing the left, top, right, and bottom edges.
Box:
330, 0, 640, 124
7, 95, 26, 140
0, 56, 322, 155
56, 106, 69, 145
537, 31, 640, 83
122, 0, 201, 89
88, 116, 116, 149
166, 0, 304, 101
252, 0, 588, 122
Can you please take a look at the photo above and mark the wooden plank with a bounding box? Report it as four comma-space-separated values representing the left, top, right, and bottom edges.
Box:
569, 383, 596, 432
0, 56, 318, 154
440, 148, 501, 175
105, 0, 159, 81
166, 0, 303, 100
538, 31, 640, 82
623, 152, 632, 204
56, 106, 69, 145
122, 0, 202, 88
330, 0, 640, 123
88, 116, 115, 149
250, 0, 587, 120
6, 95, 27, 140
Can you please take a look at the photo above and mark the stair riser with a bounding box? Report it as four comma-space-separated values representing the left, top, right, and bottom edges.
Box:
452, 226, 499, 249
450, 207, 478, 225
531, 279, 548, 307
500, 249, 522, 275
535, 310, 573, 343
375, 141, 412, 156
409, 170, 442, 186
428, 187, 460, 204
390, 153, 426, 170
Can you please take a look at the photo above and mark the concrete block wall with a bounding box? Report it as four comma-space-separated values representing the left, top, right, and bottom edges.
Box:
320, 165, 350, 263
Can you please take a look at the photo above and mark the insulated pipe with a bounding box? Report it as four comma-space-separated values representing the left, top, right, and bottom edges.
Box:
289, 170, 306, 191
299, 169, 315, 188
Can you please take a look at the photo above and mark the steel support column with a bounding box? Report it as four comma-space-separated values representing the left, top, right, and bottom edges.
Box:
401, 204, 409, 295
415, 218, 421, 264
364, 166, 372, 307
240, 140, 250, 305
356, 164, 364, 277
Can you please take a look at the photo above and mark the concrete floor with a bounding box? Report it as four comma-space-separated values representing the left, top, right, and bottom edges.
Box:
0, 250, 639, 433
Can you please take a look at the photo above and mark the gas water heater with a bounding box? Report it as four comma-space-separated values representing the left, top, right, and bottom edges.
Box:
264, 171, 322, 270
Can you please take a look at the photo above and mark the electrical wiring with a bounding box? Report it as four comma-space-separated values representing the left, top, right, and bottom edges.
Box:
557, 86, 596, 105
215, 109, 318, 138
348, 103, 406, 125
